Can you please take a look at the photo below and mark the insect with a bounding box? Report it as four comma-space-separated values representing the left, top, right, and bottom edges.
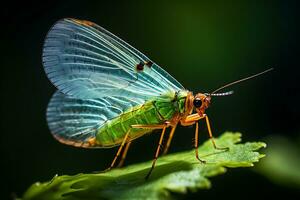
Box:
43, 18, 272, 179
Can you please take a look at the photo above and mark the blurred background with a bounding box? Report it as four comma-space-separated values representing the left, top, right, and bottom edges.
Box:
1, 0, 299, 199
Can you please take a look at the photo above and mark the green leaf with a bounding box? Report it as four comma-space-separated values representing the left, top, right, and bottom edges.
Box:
22, 132, 266, 200
254, 135, 300, 188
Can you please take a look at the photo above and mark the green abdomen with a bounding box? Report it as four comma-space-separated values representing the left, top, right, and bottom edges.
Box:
95, 97, 178, 147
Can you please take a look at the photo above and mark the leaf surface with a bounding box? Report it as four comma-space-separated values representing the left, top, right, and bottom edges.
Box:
22, 132, 266, 200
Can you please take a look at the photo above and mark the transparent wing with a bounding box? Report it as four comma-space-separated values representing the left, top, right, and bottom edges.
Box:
47, 91, 145, 148
43, 18, 184, 99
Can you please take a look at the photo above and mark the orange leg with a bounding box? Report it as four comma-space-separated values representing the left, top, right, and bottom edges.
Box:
105, 123, 174, 177
117, 141, 132, 168
181, 114, 229, 150
145, 126, 167, 179
105, 128, 131, 171
181, 113, 205, 126
106, 123, 167, 171
180, 120, 196, 126
194, 122, 206, 163
204, 115, 229, 151
184, 113, 204, 123
131, 124, 166, 129
162, 125, 177, 155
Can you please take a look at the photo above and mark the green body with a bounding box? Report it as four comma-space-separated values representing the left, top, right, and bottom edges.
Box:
95, 90, 188, 147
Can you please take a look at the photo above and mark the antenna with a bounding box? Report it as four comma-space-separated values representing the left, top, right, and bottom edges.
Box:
205, 91, 234, 96
211, 68, 273, 94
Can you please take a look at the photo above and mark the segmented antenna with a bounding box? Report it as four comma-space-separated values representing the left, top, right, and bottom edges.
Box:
205, 91, 234, 97
211, 68, 273, 94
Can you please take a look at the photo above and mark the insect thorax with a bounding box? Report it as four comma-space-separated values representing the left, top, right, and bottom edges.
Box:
176, 90, 189, 114
153, 90, 188, 121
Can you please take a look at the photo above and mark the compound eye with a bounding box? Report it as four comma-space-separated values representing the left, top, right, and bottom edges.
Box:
193, 98, 202, 108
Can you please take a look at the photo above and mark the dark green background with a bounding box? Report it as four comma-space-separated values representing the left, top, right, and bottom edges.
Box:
2, 0, 299, 199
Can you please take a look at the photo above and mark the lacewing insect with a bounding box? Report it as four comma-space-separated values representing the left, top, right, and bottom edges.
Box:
43, 18, 272, 179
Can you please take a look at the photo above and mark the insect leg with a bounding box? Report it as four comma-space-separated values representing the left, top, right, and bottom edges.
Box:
162, 125, 177, 155
194, 122, 206, 163
204, 115, 229, 151
145, 126, 167, 179
131, 124, 166, 129
106, 128, 131, 171
117, 141, 132, 168
181, 113, 228, 153
180, 114, 203, 127
181, 113, 205, 125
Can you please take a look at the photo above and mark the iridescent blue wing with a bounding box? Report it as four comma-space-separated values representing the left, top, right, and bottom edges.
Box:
43, 18, 184, 100
47, 91, 145, 148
